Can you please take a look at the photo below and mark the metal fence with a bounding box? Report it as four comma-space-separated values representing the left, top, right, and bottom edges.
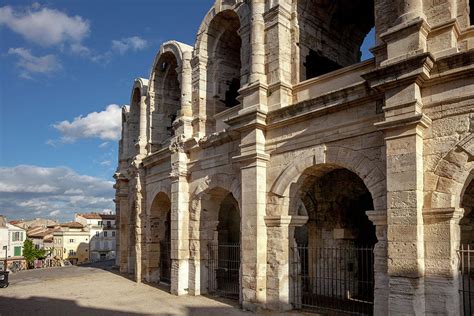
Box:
291, 244, 374, 315
208, 243, 240, 300
160, 241, 171, 284
459, 244, 474, 315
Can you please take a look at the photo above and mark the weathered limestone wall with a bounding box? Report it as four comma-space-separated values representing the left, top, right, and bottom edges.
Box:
114, 0, 474, 314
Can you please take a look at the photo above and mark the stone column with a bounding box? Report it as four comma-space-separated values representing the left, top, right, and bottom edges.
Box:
423, 207, 463, 315
190, 56, 207, 138
263, 1, 293, 110
380, 0, 429, 65
115, 177, 130, 273
133, 169, 146, 283
175, 51, 194, 138
249, 0, 266, 84
138, 94, 147, 157
169, 139, 190, 296
395, 0, 424, 24
366, 210, 389, 315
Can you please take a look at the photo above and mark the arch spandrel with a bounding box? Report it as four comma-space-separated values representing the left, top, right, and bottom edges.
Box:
190, 172, 242, 209
431, 134, 474, 210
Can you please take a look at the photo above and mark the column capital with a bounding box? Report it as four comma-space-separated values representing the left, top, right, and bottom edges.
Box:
366, 210, 388, 226
422, 207, 465, 223
264, 215, 309, 227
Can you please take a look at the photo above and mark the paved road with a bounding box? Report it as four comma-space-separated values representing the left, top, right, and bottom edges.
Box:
0, 262, 254, 316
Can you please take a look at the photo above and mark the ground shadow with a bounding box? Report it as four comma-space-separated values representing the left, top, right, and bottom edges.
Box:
0, 296, 148, 316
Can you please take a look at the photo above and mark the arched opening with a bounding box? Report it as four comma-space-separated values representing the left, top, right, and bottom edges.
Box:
148, 192, 172, 284
291, 167, 376, 315
459, 177, 474, 315
201, 188, 241, 300
296, 0, 375, 81
206, 10, 242, 129
470, 1, 473, 25
151, 52, 181, 148
128, 88, 141, 158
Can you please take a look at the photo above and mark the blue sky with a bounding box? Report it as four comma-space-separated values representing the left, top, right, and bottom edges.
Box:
0, 0, 374, 222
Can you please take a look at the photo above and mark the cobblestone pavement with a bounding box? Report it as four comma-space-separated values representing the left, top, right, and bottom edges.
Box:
0, 262, 253, 316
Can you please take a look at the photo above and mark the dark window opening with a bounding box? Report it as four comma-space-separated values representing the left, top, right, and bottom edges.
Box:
298, 0, 375, 81
223, 78, 240, 108
470, 2, 473, 25
304, 49, 343, 79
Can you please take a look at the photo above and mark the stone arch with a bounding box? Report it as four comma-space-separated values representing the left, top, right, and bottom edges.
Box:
193, 0, 251, 134
191, 173, 242, 209
194, 0, 249, 58
270, 145, 386, 214
430, 134, 474, 210
148, 41, 193, 148
147, 182, 172, 215
187, 172, 241, 295
129, 78, 148, 158
120, 106, 130, 161
146, 191, 172, 283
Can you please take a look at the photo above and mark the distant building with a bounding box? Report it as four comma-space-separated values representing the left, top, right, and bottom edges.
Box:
0, 216, 27, 259
75, 213, 116, 262
10, 218, 59, 230
28, 226, 60, 253
52, 222, 89, 265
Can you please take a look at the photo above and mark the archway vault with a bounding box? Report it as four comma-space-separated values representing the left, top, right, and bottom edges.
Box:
270, 145, 386, 213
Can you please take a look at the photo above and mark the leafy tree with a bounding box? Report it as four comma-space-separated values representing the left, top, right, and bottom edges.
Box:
23, 239, 46, 268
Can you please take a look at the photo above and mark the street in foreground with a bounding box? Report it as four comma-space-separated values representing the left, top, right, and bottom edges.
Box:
0, 262, 253, 316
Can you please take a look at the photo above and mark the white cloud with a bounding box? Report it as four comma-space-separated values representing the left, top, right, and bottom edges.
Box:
8, 47, 62, 79
70, 43, 90, 56
52, 104, 122, 143
111, 36, 148, 54
49, 210, 61, 216
100, 160, 112, 167
0, 5, 90, 47
98, 142, 109, 149
0, 165, 114, 221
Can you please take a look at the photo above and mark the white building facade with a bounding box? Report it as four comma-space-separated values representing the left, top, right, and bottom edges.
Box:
0, 217, 27, 259
75, 214, 117, 262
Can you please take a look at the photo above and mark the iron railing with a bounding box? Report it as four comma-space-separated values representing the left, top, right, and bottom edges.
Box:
160, 241, 171, 284
291, 244, 374, 315
208, 243, 240, 300
459, 244, 474, 315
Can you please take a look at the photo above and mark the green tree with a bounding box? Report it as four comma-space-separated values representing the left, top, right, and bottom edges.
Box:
23, 239, 46, 268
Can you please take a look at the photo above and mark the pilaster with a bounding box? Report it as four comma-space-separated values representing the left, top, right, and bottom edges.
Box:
228, 103, 268, 311
364, 51, 434, 314
169, 137, 190, 296
366, 210, 389, 316
264, 215, 308, 311
423, 207, 464, 315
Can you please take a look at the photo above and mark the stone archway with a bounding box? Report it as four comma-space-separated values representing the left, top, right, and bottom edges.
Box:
423, 134, 474, 315
266, 145, 387, 313
188, 172, 242, 297
147, 192, 172, 284
290, 167, 377, 314
193, 187, 241, 300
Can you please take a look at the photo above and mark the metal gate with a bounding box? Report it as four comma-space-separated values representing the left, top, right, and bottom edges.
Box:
208, 243, 240, 300
160, 241, 171, 284
459, 244, 474, 315
291, 245, 374, 315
